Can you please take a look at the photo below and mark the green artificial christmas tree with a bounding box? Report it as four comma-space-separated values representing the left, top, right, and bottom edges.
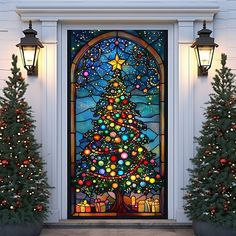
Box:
0, 55, 49, 224
184, 54, 236, 228
74, 65, 163, 213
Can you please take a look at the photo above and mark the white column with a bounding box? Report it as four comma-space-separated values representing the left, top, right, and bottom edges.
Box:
175, 20, 195, 222
40, 20, 60, 222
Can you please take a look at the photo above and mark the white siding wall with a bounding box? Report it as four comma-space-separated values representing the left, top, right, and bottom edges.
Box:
0, 0, 236, 222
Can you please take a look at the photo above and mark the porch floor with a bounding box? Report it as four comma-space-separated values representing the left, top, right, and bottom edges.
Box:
40, 228, 194, 236
42, 220, 194, 235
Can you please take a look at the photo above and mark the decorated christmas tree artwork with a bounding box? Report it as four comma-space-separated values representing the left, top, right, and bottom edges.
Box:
69, 30, 167, 217
184, 54, 236, 228
0, 55, 49, 224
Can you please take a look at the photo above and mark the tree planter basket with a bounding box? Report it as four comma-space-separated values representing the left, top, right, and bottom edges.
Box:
0, 221, 42, 236
193, 221, 236, 236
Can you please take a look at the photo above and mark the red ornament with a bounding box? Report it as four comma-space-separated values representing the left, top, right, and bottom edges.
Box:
23, 160, 30, 165
15, 109, 22, 114
121, 113, 126, 118
210, 208, 216, 215
156, 174, 161, 179
108, 98, 114, 104
101, 116, 106, 120
84, 180, 92, 187
104, 147, 109, 153
36, 204, 44, 212
219, 158, 227, 165
2, 200, 7, 206
110, 155, 117, 162
77, 180, 83, 185
122, 99, 129, 105
1, 160, 9, 165
143, 160, 149, 165
115, 40, 119, 46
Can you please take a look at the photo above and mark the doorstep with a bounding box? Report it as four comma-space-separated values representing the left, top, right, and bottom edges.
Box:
44, 220, 192, 229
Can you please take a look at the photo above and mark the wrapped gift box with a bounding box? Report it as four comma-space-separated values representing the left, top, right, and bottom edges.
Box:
76, 200, 91, 213
151, 199, 160, 212
95, 202, 106, 212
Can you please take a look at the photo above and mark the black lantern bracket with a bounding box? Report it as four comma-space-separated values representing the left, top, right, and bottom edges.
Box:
191, 21, 218, 76
16, 20, 44, 76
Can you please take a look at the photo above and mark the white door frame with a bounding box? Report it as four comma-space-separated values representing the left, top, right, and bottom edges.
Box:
16, 0, 219, 222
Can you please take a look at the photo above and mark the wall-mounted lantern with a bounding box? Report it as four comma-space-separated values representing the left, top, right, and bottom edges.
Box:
16, 20, 43, 76
191, 20, 218, 76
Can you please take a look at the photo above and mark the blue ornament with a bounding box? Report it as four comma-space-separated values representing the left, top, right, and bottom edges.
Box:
100, 124, 106, 130
121, 127, 126, 132
99, 169, 105, 175
81, 163, 87, 168
140, 181, 146, 187
140, 134, 144, 138
118, 160, 124, 165
121, 134, 129, 141
118, 170, 124, 175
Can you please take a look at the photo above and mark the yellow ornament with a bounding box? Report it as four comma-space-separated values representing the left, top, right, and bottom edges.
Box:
128, 114, 133, 118
91, 166, 96, 171
128, 119, 133, 123
150, 178, 155, 184
111, 164, 116, 170
130, 175, 136, 181
105, 136, 111, 142
145, 176, 150, 181
115, 125, 121, 131
107, 105, 113, 111
125, 161, 131, 166
138, 147, 143, 153
110, 122, 115, 127
106, 168, 111, 173
118, 148, 123, 153
76, 189, 80, 193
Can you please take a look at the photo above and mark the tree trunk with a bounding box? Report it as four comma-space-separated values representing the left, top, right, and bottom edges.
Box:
110, 189, 132, 213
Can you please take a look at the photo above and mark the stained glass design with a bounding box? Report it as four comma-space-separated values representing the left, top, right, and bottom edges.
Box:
68, 30, 167, 218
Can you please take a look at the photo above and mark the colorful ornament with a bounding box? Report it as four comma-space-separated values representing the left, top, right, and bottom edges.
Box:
140, 181, 146, 187
93, 134, 101, 141
122, 99, 129, 105
219, 157, 227, 165
112, 182, 118, 188
149, 178, 155, 184
83, 71, 89, 77
110, 155, 117, 162
99, 169, 105, 175
107, 105, 113, 111
130, 175, 136, 181
121, 134, 129, 141
121, 152, 128, 159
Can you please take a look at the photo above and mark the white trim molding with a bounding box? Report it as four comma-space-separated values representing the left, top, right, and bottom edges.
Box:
16, 1, 219, 22
16, 0, 219, 223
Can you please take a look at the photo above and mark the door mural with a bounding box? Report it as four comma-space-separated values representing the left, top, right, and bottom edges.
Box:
68, 30, 167, 218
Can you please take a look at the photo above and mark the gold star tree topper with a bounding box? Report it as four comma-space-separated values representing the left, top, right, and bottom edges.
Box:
108, 54, 125, 71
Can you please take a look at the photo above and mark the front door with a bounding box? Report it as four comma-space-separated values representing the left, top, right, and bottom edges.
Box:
68, 30, 168, 218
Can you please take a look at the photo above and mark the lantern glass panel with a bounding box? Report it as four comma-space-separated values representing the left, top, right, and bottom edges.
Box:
197, 46, 214, 68
20, 46, 39, 71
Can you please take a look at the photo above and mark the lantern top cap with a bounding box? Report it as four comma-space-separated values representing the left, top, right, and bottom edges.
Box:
191, 20, 218, 48
16, 20, 44, 48
23, 20, 37, 36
